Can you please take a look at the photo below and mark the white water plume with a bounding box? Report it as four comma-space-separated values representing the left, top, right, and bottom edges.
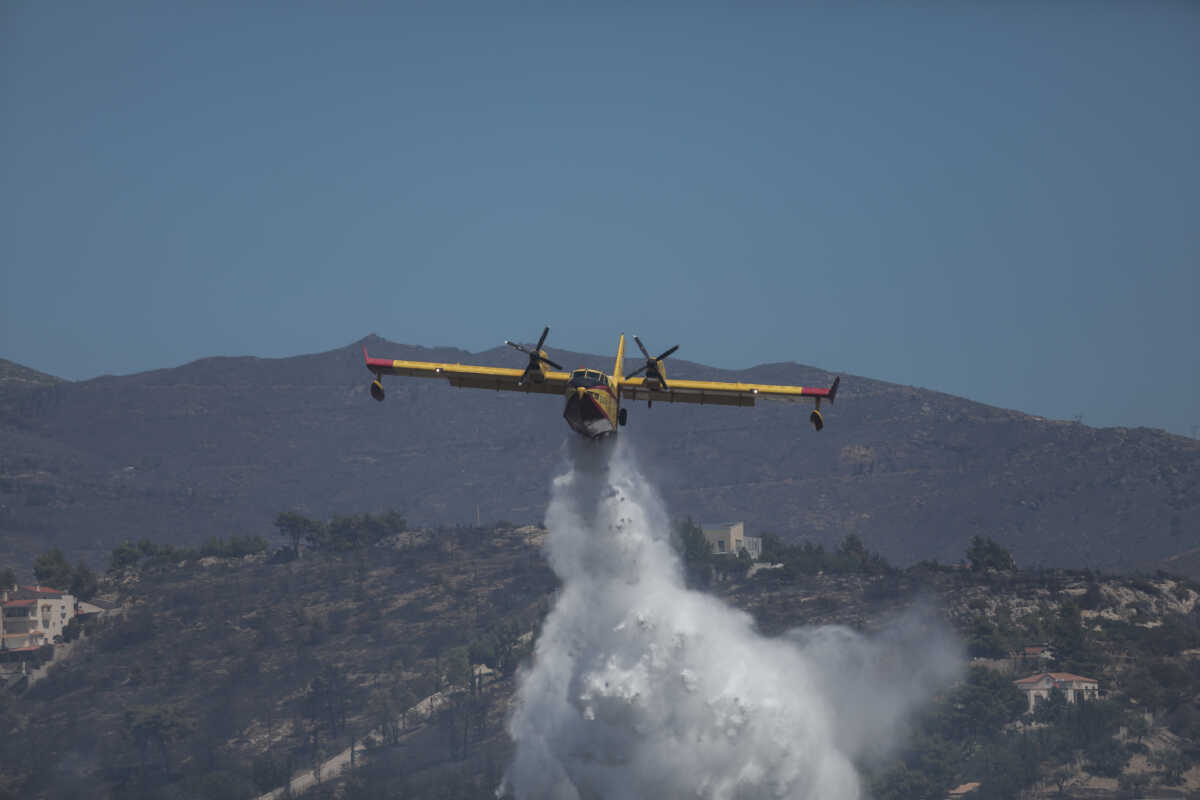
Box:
503, 440, 961, 800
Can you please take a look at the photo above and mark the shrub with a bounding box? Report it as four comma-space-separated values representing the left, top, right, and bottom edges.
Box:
966, 536, 1015, 572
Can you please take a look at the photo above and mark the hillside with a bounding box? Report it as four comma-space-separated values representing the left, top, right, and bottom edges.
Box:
2, 527, 1198, 799
1, 523, 555, 799
0, 358, 63, 418
0, 336, 1196, 576
0, 358, 62, 390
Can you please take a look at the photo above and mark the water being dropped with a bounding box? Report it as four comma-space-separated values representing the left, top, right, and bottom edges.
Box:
503, 439, 960, 800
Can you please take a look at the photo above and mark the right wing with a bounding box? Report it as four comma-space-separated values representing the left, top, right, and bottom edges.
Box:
620, 375, 840, 407
364, 345, 570, 396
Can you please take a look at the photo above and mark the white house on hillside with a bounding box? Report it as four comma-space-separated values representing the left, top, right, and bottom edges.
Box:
1014, 671, 1099, 713
701, 522, 762, 559
1, 586, 77, 650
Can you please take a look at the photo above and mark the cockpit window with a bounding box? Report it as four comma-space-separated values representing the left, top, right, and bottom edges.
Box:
569, 370, 604, 388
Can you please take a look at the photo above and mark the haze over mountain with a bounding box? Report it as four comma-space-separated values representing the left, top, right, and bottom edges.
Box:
0, 337, 1196, 577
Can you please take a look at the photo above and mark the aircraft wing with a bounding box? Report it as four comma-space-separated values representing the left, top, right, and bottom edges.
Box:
620, 375, 839, 408
364, 346, 570, 396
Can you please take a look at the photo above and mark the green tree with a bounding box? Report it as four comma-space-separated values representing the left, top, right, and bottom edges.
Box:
1054, 601, 1086, 665
950, 666, 1028, 737
1079, 578, 1103, 610
831, 534, 890, 574
32, 548, 73, 589
966, 536, 1015, 571
370, 687, 402, 746
1152, 746, 1188, 785
973, 537, 1009, 572
326, 514, 389, 551
837, 533, 867, 561
380, 510, 407, 535
0, 566, 15, 589
468, 634, 498, 670
109, 540, 142, 572
443, 646, 472, 691
968, 732, 1042, 799
396, 685, 420, 730
1125, 712, 1150, 746
759, 532, 786, 562
1083, 735, 1128, 778
199, 534, 268, 558
1033, 688, 1069, 725
1048, 763, 1083, 797
305, 665, 351, 738
791, 541, 828, 575
1118, 771, 1151, 796
275, 511, 323, 557
69, 561, 98, 600
674, 517, 710, 563
966, 615, 1007, 658
123, 703, 192, 777
251, 752, 288, 794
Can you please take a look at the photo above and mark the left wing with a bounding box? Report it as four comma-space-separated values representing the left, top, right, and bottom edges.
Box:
364, 346, 571, 396
620, 375, 840, 408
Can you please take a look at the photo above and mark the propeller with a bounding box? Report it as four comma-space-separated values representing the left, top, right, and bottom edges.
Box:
626, 335, 678, 391
505, 326, 563, 385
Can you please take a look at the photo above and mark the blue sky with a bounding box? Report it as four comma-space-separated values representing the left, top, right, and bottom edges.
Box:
3, 3, 1197, 436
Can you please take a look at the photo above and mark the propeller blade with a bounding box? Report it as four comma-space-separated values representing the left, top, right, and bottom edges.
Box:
633, 335, 651, 360
627, 364, 648, 378
658, 377, 669, 391
540, 356, 563, 370
655, 344, 679, 361
506, 340, 531, 354
536, 326, 550, 351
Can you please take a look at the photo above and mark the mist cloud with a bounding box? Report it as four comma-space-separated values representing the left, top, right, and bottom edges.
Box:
504, 441, 961, 800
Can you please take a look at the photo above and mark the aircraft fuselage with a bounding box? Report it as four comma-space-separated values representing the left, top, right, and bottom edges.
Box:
562, 369, 620, 438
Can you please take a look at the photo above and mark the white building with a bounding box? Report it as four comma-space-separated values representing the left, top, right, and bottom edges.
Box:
701, 522, 762, 559
1, 586, 77, 649
1014, 671, 1100, 713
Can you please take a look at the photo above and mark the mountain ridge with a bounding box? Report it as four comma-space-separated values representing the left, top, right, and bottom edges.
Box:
0, 336, 1196, 578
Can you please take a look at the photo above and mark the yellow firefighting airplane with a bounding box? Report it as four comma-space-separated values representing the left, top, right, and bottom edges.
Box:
364, 327, 840, 439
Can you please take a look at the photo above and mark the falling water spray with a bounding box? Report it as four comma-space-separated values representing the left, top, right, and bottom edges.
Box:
503, 440, 960, 800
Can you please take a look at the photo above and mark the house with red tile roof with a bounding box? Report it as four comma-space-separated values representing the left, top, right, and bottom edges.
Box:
1018, 643, 1054, 659
1, 586, 77, 650
1014, 671, 1099, 713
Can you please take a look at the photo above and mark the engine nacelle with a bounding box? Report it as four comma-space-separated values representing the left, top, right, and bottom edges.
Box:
646, 360, 668, 389
809, 408, 824, 431
370, 379, 385, 402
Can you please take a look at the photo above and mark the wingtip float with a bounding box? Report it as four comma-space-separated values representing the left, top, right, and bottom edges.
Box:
363, 328, 841, 439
